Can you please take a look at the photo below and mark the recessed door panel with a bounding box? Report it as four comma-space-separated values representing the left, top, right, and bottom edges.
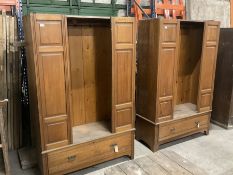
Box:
39, 53, 67, 117
159, 48, 176, 97
37, 21, 63, 45
162, 23, 177, 43
116, 50, 133, 104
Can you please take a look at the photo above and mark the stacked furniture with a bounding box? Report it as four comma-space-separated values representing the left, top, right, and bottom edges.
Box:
212, 28, 233, 129
136, 19, 220, 151
24, 13, 136, 175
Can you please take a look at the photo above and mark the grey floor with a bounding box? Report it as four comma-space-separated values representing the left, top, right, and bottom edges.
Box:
8, 124, 233, 175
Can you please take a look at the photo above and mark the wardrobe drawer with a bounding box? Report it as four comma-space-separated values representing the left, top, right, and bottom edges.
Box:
47, 132, 133, 175
159, 115, 209, 141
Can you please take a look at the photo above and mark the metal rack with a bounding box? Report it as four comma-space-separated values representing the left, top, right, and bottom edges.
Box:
22, 0, 124, 16
0, 0, 19, 12
128, 0, 185, 20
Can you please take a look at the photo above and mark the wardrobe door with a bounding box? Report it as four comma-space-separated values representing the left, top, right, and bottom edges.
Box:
33, 14, 71, 150
156, 20, 179, 123
111, 17, 136, 133
197, 21, 220, 112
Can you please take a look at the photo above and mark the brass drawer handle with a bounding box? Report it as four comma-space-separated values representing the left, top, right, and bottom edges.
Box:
195, 121, 200, 128
67, 155, 76, 162
112, 144, 119, 153
170, 128, 176, 132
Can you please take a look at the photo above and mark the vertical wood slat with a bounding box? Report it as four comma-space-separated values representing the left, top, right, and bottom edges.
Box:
0, 100, 10, 175
0, 12, 21, 150
6, 14, 13, 150
231, 0, 233, 27
12, 16, 21, 148
1, 12, 7, 101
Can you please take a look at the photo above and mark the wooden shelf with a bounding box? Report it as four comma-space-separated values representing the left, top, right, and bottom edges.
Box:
174, 103, 198, 119
72, 121, 112, 144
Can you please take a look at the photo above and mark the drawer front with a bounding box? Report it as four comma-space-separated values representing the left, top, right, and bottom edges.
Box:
159, 115, 209, 140
47, 132, 133, 174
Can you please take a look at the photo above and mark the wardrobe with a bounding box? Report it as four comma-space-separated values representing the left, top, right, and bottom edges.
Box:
136, 19, 220, 151
24, 13, 136, 174
212, 28, 233, 129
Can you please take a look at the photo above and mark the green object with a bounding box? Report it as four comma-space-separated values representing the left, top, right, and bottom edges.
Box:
22, 0, 126, 16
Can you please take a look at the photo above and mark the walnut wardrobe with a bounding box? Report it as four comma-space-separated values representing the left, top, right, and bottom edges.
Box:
136, 19, 220, 151
24, 13, 136, 175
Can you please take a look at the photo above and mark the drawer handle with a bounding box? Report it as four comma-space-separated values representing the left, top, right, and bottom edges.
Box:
112, 144, 119, 153
195, 121, 200, 128
67, 155, 76, 162
170, 128, 176, 132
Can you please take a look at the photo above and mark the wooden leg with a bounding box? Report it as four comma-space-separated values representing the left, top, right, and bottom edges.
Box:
152, 143, 159, 152
130, 152, 134, 160
130, 132, 135, 160
204, 129, 209, 135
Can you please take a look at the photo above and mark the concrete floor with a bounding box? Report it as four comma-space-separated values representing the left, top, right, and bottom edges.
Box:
7, 124, 233, 175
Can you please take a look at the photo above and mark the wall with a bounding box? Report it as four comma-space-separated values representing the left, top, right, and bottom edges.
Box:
186, 0, 230, 27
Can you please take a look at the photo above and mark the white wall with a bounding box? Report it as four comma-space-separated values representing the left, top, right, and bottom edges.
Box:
186, 0, 230, 27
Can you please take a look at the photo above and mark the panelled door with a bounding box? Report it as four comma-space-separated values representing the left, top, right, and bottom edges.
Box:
111, 17, 136, 133
197, 21, 220, 112
156, 20, 179, 123
33, 14, 71, 150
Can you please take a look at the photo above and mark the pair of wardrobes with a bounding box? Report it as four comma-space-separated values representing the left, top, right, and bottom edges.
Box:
24, 14, 136, 175
136, 19, 220, 151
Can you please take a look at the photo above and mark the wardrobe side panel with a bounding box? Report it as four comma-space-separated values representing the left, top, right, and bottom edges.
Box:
136, 20, 159, 122
24, 14, 44, 172
212, 28, 233, 127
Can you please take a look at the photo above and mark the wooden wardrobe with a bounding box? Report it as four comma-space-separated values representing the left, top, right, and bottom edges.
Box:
136, 19, 220, 151
24, 14, 136, 174
212, 28, 233, 129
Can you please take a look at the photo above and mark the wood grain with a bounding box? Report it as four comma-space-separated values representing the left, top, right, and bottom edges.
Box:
136, 19, 219, 152
149, 152, 192, 175
111, 17, 136, 133
68, 22, 112, 126
105, 166, 125, 175
25, 14, 136, 175
197, 21, 220, 112
161, 150, 207, 175
135, 156, 168, 175
175, 22, 203, 106
119, 160, 147, 175
68, 26, 85, 126
212, 28, 233, 128
0, 101, 10, 175
136, 19, 159, 123
105, 150, 207, 175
